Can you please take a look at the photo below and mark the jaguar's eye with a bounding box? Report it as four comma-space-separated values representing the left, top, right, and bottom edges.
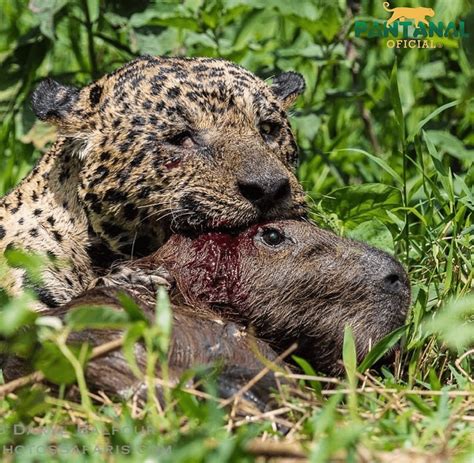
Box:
259, 121, 280, 140
167, 131, 195, 148
261, 228, 286, 247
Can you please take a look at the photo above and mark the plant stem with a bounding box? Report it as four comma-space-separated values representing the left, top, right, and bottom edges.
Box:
81, 0, 98, 79
402, 139, 409, 263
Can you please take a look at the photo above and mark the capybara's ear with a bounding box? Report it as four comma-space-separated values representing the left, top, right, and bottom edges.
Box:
31, 78, 80, 126
271, 71, 305, 110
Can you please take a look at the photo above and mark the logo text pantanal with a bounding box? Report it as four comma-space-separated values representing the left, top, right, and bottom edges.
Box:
355, 2, 468, 48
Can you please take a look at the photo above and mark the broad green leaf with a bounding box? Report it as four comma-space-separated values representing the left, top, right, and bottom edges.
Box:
406, 395, 433, 415
342, 325, 357, 386
410, 100, 460, 141
117, 292, 149, 323
233, 10, 276, 50
426, 294, 474, 350
397, 68, 416, 114
65, 305, 130, 330
87, 0, 100, 23
15, 388, 51, 419
390, 61, 405, 141
347, 218, 395, 254
423, 130, 447, 176
416, 61, 446, 80
278, 44, 325, 59
293, 114, 321, 143
434, 0, 465, 22
310, 392, 344, 434
358, 325, 406, 373
454, 174, 474, 211
135, 29, 181, 56
129, 6, 198, 30
336, 148, 403, 184
184, 0, 204, 12
425, 130, 474, 162
34, 341, 86, 384
428, 368, 442, 391
318, 5, 342, 41
123, 321, 148, 379
36, 315, 63, 331
461, 10, 474, 66
29, 0, 68, 40
155, 286, 172, 352
292, 355, 322, 396
0, 293, 37, 336
173, 387, 202, 418
273, 0, 320, 21
321, 183, 402, 226
4, 247, 48, 286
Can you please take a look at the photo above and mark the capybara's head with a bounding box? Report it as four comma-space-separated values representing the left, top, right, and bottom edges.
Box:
155, 220, 410, 374
31, 56, 306, 255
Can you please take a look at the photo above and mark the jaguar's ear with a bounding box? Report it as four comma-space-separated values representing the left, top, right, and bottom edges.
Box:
271, 71, 305, 110
31, 78, 80, 128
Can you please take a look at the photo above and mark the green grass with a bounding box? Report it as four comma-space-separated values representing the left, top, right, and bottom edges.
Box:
0, 0, 473, 461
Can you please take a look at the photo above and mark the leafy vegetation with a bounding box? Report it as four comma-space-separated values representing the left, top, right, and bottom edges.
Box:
0, 0, 473, 461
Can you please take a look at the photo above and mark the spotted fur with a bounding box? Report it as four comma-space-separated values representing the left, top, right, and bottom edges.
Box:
0, 56, 306, 308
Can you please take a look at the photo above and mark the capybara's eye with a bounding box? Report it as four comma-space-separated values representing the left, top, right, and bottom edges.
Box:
166, 130, 196, 149
261, 228, 286, 246
259, 121, 280, 140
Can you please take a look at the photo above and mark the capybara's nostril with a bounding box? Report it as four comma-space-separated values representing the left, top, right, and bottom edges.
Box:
238, 176, 291, 211
364, 248, 409, 298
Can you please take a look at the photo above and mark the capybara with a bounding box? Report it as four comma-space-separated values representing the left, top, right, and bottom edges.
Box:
102, 219, 410, 374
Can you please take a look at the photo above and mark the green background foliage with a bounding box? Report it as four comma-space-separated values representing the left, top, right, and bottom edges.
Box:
0, 0, 473, 461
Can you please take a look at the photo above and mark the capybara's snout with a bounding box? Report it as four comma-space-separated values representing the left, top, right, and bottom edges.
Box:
360, 246, 411, 320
